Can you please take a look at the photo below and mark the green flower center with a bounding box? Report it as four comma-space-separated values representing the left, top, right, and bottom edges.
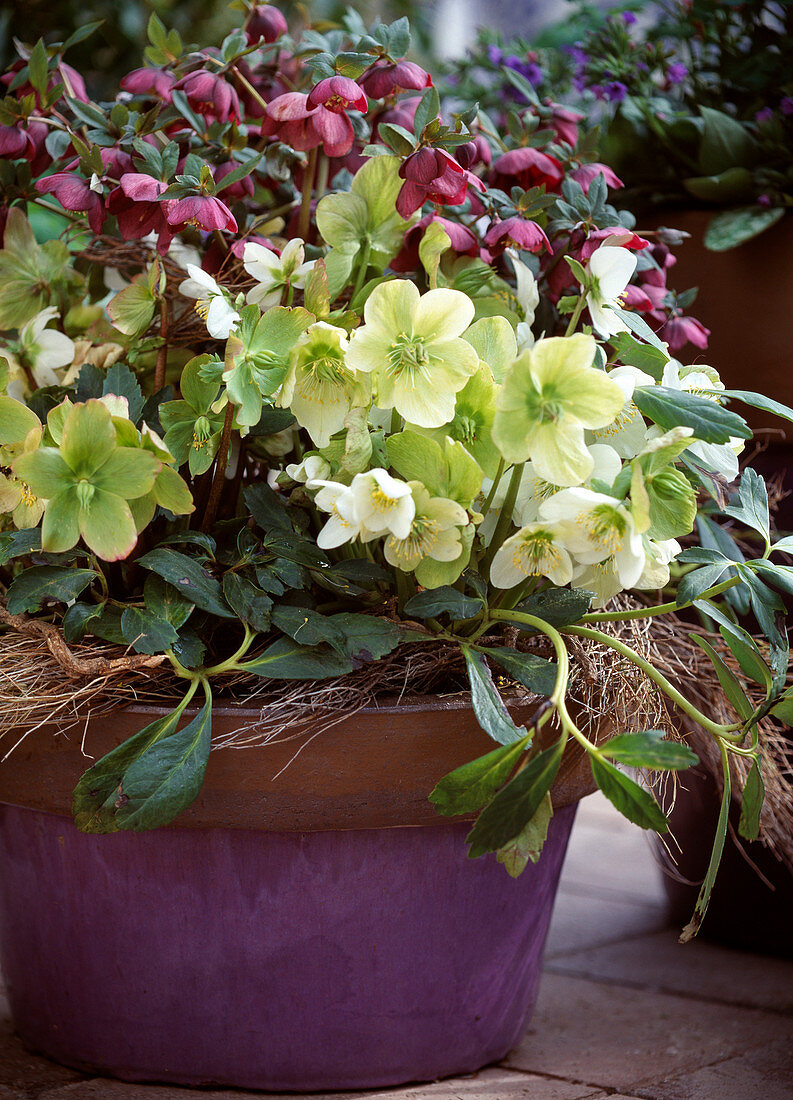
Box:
192, 416, 212, 448
513, 529, 561, 575
579, 503, 625, 553
452, 411, 481, 444
387, 334, 432, 381
76, 479, 95, 508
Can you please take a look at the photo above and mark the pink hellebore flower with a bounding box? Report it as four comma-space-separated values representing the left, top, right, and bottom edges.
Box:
121, 68, 178, 102
261, 92, 356, 157
213, 160, 255, 200
35, 172, 105, 234
246, 4, 289, 44
307, 76, 367, 114
390, 213, 478, 271
358, 60, 432, 99
570, 162, 623, 193
0, 125, 32, 160
659, 314, 710, 351
484, 216, 550, 254
622, 284, 654, 312
166, 195, 238, 233
493, 147, 564, 192
579, 227, 649, 261
547, 103, 584, 148
396, 147, 468, 218
107, 173, 175, 253
175, 69, 241, 123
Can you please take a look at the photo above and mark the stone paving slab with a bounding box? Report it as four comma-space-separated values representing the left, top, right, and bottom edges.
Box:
631, 1037, 793, 1100
546, 928, 793, 1012
505, 971, 793, 1094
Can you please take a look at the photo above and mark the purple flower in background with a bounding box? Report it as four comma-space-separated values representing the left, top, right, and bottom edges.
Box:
757, 194, 771, 207
755, 107, 774, 123
667, 63, 688, 85
487, 45, 503, 66
605, 81, 628, 102
622, 11, 637, 24
780, 97, 793, 116
636, 61, 649, 73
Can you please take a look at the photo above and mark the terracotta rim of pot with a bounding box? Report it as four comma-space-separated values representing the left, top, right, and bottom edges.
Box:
0, 693, 602, 831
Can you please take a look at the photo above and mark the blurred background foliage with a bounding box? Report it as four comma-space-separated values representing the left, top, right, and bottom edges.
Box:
0, 0, 436, 95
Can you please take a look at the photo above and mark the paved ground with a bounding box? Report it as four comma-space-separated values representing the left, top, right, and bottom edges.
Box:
2, 794, 793, 1099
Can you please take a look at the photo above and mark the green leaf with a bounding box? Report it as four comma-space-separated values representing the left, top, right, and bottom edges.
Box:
683, 167, 755, 204
718, 624, 772, 691
103, 363, 145, 423
633, 386, 751, 443
483, 647, 557, 697
496, 792, 553, 877
691, 634, 754, 721
697, 107, 758, 176
238, 636, 353, 679
114, 688, 212, 831
723, 469, 770, 547
466, 736, 565, 857
609, 333, 669, 381
513, 587, 593, 629
328, 613, 400, 663
0, 395, 41, 446
6, 566, 96, 614
404, 586, 483, 620
272, 605, 345, 649
138, 548, 235, 619
704, 207, 784, 251
609, 306, 672, 357
463, 645, 526, 746
590, 756, 668, 831
676, 563, 729, 606
719, 389, 793, 426
738, 759, 764, 842
600, 730, 698, 770
107, 277, 157, 337
418, 221, 451, 289
244, 481, 295, 534
0, 527, 40, 565
413, 86, 440, 138
62, 600, 105, 643
121, 607, 179, 655
429, 735, 531, 816
222, 573, 272, 632
27, 40, 49, 96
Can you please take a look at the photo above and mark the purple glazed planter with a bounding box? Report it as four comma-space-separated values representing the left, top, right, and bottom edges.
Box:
0, 802, 576, 1091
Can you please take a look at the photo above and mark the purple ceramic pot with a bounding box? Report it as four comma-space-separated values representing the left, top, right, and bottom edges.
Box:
0, 802, 576, 1091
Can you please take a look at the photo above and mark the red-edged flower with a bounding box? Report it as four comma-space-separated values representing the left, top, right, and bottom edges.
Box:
391, 213, 478, 271
261, 92, 355, 157
166, 194, 237, 233
121, 68, 177, 102
246, 4, 289, 44
107, 173, 175, 254
622, 284, 654, 312
546, 103, 584, 148
659, 314, 710, 351
570, 162, 623, 193
175, 69, 241, 123
35, 172, 105, 233
98, 147, 135, 180
492, 147, 564, 192
484, 216, 550, 254
358, 60, 432, 99
307, 76, 367, 114
579, 227, 649, 260
396, 147, 468, 217
372, 97, 421, 140
213, 160, 255, 200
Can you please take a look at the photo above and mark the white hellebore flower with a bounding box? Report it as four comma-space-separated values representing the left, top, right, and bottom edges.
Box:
636, 536, 682, 591
384, 483, 468, 572
592, 365, 654, 458
539, 486, 645, 589
310, 480, 363, 549
659, 360, 744, 480
490, 523, 574, 589
508, 251, 540, 351
286, 454, 332, 484
585, 244, 637, 339
243, 239, 315, 310
351, 468, 415, 540
18, 307, 75, 388
179, 265, 240, 339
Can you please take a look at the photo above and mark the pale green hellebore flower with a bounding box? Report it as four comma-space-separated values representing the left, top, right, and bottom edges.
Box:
489, 523, 574, 589
492, 333, 626, 486
345, 280, 479, 428
277, 322, 370, 449
383, 482, 467, 574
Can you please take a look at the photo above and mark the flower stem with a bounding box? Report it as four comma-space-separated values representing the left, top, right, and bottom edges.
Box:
564, 623, 745, 741
201, 401, 235, 533
578, 575, 743, 623
154, 297, 170, 392
351, 238, 372, 302
478, 458, 505, 522
297, 146, 318, 242
564, 293, 587, 337
481, 462, 523, 575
